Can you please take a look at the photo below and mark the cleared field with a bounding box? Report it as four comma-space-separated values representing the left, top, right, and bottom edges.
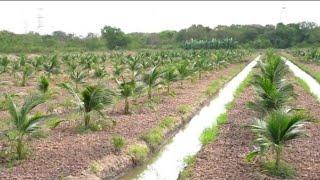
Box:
0, 50, 253, 179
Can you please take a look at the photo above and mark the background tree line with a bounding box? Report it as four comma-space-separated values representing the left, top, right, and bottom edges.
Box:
0, 21, 319, 53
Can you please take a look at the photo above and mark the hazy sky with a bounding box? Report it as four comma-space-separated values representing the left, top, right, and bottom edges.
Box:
0, 1, 320, 36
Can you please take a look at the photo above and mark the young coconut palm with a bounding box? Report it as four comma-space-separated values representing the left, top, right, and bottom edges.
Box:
5, 94, 51, 159
143, 66, 162, 100
70, 69, 88, 90
0, 56, 10, 73
249, 110, 306, 173
194, 57, 211, 79
60, 83, 113, 129
248, 76, 295, 116
162, 65, 178, 94
20, 65, 33, 87
259, 54, 288, 86
176, 60, 191, 87
38, 75, 50, 94
116, 77, 135, 114
43, 55, 60, 78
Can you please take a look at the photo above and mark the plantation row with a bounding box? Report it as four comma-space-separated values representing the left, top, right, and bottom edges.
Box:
183, 38, 238, 50
0, 49, 250, 162
246, 51, 305, 177
182, 51, 310, 179
290, 48, 320, 63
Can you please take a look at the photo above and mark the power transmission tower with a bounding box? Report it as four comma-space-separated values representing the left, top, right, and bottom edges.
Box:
37, 8, 44, 34
279, 1, 287, 23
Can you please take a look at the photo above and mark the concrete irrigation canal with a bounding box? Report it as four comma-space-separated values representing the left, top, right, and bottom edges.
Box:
284, 57, 320, 100
122, 56, 260, 180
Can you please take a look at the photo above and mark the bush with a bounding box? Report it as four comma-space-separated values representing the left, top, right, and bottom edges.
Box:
128, 144, 149, 164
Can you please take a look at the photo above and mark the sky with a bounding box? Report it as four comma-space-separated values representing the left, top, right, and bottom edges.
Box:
0, 1, 320, 36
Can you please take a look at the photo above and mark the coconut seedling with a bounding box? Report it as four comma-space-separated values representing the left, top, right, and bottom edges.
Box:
70, 68, 88, 90
20, 65, 33, 87
116, 77, 136, 114
176, 60, 192, 87
0, 56, 10, 74
38, 75, 50, 94
60, 83, 113, 130
4, 94, 51, 159
142, 66, 163, 100
248, 110, 306, 176
43, 55, 60, 79
162, 65, 178, 94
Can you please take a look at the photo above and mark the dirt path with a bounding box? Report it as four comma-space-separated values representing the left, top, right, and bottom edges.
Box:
0, 62, 247, 179
189, 83, 320, 179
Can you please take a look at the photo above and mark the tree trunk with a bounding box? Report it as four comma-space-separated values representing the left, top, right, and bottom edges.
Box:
84, 113, 90, 128
17, 137, 23, 159
124, 97, 129, 114
148, 87, 152, 99
275, 147, 282, 170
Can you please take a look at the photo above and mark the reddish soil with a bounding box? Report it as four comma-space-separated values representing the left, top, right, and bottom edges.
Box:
189, 81, 320, 179
0, 60, 247, 179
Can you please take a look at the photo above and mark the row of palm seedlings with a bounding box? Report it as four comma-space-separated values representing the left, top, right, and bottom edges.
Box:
0, 49, 249, 161
290, 48, 320, 63
246, 50, 307, 177
183, 38, 238, 50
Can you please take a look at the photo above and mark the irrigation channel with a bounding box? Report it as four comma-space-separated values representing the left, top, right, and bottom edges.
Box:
121, 56, 260, 180
284, 57, 320, 100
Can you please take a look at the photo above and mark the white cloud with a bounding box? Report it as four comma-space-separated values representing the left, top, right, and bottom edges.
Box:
0, 1, 319, 36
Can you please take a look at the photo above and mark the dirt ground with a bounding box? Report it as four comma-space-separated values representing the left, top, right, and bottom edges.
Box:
189, 81, 320, 179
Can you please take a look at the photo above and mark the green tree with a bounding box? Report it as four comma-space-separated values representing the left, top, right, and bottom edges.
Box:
101, 26, 130, 49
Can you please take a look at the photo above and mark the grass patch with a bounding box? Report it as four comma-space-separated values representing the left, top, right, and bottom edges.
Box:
205, 80, 222, 96
199, 125, 219, 145
89, 161, 102, 175
141, 127, 164, 150
262, 160, 296, 179
141, 116, 176, 150
295, 77, 311, 93
234, 72, 253, 97
216, 113, 228, 125
177, 104, 191, 114
183, 155, 196, 166
75, 123, 101, 133
159, 116, 175, 129
111, 135, 125, 152
128, 144, 149, 165
178, 155, 196, 180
